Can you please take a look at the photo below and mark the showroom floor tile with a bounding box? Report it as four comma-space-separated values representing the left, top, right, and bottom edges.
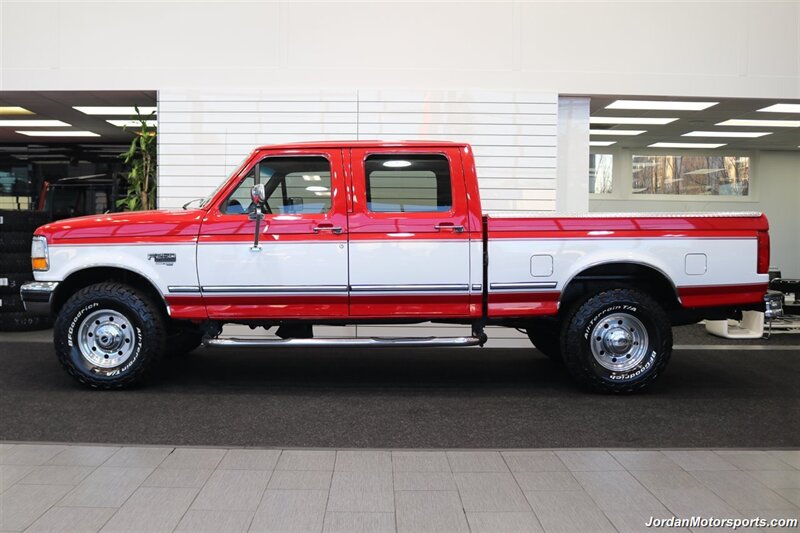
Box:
0, 444, 798, 532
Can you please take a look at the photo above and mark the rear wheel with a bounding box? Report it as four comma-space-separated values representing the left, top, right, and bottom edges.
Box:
561, 288, 671, 393
54, 282, 166, 389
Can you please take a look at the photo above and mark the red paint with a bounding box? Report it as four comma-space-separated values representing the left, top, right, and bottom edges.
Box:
757, 231, 770, 274
678, 283, 769, 308
350, 293, 472, 318
487, 291, 561, 317
35, 209, 205, 245
487, 213, 769, 234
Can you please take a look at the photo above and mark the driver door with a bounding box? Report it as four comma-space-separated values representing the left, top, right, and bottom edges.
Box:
196, 148, 348, 319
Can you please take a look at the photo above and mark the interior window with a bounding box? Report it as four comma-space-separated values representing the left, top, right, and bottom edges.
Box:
222, 156, 332, 214
365, 154, 452, 213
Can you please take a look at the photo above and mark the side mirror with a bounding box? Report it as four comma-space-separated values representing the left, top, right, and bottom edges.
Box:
250, 184, 266, 207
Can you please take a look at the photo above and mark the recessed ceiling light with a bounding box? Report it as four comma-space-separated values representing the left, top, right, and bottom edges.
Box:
682, 131, 772, 138
716, 119, 800, 128
106, 119, 157, 128
757, 104, 800, 113
607, 100, 718, 111
16, 130, 100, 137
0, 120, 70, 127
589, 141, 616, 146
74, 106, 157, 115
589, 129, 645, 136
648, 142, 726, 149
305, 186, 329, 192
0, 106, 34, 115
590, 117, 678, 125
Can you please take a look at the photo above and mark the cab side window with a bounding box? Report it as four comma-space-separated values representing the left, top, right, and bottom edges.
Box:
222, 156, 332, 215
365, 154, 452, 213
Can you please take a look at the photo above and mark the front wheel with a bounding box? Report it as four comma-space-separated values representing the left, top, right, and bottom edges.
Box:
54, 282, 166, 389
562, 288, 672, 393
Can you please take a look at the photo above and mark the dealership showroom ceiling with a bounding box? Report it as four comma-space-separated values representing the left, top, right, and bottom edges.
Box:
589, 95, 800, 151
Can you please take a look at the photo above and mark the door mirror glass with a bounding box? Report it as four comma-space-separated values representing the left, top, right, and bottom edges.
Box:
250, 183, 266, 207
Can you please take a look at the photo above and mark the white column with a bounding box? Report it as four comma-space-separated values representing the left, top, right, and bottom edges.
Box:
556, 97, 590, 213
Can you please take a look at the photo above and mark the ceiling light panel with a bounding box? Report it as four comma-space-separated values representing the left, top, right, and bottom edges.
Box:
757, 104, 800, 113
74, 106, 157, 115
648, 142, 726, 149
589, 129, 646, 136
682, 131, 772, 138
16, 130, 100, 137
0, 106, 34, 115
590, 117, 678, 125
607, 100, 718, 111
0, 120, 70, 127
716, 119, 800, 128
106, 120, 158, 128
589, 141, 616, 146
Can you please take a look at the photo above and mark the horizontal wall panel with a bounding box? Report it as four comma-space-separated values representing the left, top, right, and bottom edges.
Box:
159, 166, 229, 177
358, 101, 556, 115
160, 112, 358, 124
159, 89, 358, 102
358, 90, 555, 104
350, 133, 557, 147
358, 112, 556, 126
158, 122, 358, 135
358, 123, 556, 136
473, 156, 555, 169
477, 168, 557, 180
480, 189, 557, 200
159, 101, 357, 113
159, 133, 357, 146
481, 199, 556, 212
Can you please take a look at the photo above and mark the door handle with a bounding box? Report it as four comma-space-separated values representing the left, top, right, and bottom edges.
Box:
434, 223, 464, 233
313, 223, 343, 234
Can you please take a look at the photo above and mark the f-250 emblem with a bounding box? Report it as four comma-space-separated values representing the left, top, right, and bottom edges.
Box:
147, 253, 176, 266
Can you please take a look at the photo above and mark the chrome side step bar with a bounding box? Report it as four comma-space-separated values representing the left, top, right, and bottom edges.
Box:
203, 336, 483, 348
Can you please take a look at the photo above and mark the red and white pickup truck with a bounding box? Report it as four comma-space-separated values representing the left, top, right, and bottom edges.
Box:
21, 141, 782, 392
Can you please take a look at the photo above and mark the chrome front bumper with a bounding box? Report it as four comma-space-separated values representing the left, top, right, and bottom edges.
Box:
764, 290, 784, 320
20, 281, 58, 315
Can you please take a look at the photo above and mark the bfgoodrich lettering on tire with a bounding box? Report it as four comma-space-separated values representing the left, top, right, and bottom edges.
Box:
54, 282, 166, 389
562, 288, 672, 393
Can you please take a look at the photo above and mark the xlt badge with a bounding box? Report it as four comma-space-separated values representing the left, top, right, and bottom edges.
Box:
147, 253, 176, 266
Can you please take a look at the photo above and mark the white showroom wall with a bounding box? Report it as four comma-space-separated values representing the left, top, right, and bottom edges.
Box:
158, 89, 559, 212
1, 2, 796, 99
589, 149, 800, 278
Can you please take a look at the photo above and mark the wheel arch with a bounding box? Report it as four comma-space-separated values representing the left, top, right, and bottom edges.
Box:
559, 261, 680, 315
52, 266, 169, 318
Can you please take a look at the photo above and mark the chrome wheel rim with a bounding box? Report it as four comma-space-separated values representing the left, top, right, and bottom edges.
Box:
590, 313, 648, 372
77, 309, 135, 368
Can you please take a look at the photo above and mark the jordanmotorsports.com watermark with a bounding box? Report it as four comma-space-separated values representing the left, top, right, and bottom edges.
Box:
646, 516, 798, 529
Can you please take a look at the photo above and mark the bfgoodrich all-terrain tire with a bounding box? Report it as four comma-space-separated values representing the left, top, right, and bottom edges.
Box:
54, 282, 166, 389
562, 288, 672, 393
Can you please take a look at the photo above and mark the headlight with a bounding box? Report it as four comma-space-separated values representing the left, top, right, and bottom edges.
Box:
31, 235, 49, 271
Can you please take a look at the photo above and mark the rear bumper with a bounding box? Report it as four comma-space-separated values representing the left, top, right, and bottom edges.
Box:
20, 281, 58, 315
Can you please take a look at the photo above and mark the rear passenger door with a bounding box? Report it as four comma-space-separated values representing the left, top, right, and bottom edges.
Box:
347, 147, 471, 317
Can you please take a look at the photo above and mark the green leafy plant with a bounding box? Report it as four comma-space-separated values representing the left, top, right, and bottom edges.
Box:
117, 108, 157, 211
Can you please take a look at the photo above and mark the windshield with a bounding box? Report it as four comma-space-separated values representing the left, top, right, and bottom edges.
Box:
197, 169, 239, 208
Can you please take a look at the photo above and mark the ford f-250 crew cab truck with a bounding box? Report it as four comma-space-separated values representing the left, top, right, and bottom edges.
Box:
21, 141, 782, 392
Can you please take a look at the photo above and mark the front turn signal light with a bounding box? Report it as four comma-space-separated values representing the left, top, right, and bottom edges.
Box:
31, 235, 49, 271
